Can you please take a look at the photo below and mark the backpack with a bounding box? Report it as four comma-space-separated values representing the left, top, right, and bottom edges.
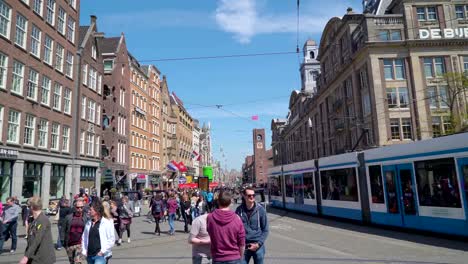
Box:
207, 193, 213, 202
152, 200, 162, 214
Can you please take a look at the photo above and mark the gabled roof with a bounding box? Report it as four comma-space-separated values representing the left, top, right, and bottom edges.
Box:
100, 37, 120, 54
79, 26, 89, 45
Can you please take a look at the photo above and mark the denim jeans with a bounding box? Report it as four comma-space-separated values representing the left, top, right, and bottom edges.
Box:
244, 245, 265, 264
0, 220, 18, 251
87, 255, 107, 264
213, 260, 241, 264
57, 224, 63, 248
168, 213, 176, 234
192, 255, 212, 264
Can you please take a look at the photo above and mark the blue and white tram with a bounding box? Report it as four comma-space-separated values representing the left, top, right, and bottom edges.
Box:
318, 152, 363, 221
267, 165, 284, 208
268, 132, 468, 237
282, 160, 317, 213
364, 132, 468, 236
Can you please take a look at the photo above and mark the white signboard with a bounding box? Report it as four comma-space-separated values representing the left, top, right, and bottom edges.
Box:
419, 28, 468, 39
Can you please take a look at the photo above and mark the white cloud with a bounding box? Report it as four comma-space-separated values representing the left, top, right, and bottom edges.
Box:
215, 0, 360, 44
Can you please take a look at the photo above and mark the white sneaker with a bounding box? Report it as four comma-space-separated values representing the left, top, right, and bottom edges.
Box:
127, 238, 131, 243
118, 239, 122, 244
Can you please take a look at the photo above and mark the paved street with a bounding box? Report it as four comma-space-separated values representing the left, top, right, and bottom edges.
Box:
0, 205, 467, 264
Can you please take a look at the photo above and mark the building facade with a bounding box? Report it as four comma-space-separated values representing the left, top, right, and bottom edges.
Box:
128, 54, 152, 190
0, 0, 80, 205
76, 16, 104, 196
171, 92, 194, 175
272, 0, 468, 165
192, 119, 201, 177
160, 76, 178, 188
142, 65, 162, 187
100, 33, 130, 192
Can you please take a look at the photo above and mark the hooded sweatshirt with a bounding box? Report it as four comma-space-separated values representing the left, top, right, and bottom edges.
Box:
235, 202, 269, 247
207, 209, 245, 262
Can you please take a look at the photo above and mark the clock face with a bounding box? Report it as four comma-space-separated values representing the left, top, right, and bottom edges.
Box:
257, 142, 263, 149
256, 134, 262, 141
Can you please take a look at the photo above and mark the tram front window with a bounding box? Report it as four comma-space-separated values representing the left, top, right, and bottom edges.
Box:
415, 158, 461, 208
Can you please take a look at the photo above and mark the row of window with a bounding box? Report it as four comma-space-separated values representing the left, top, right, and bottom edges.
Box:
82, 64, 102, 94
81, 96, 101, 125
370, 158, 465, 211
0, 53, 72, 113
0, 106, 70, 151
0, 1, 75, 75
79, 130, 99, 157
131, 111, 147, 130
131, 70, 148, 91
116, 141, 126, 164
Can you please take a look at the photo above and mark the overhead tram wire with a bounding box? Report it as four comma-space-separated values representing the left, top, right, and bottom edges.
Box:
296, 0, 301, 65
7, 16, 467, 71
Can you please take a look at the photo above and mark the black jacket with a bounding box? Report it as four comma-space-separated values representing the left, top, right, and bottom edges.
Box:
62, 213, 88, 247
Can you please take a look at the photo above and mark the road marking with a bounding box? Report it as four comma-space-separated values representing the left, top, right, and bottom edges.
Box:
271, 232, 355, 257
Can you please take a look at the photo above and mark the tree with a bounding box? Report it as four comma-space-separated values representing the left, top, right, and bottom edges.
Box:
442, 72, 468, 133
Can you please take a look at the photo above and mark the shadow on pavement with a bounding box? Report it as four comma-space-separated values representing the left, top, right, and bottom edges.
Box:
266, 206, 468, 252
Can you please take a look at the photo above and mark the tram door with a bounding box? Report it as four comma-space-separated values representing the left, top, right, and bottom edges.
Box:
457, 158, 468, 220
382, 164, 418, 227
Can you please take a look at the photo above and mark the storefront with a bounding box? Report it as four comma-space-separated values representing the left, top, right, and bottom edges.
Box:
50, 164, 66, 200
80, 166, 97, 190
0, 160, 13, 203
0, 148, 17, 203
22, 162, 42, 200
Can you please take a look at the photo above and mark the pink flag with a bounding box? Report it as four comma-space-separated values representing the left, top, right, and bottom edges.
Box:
251, 115, 259, 121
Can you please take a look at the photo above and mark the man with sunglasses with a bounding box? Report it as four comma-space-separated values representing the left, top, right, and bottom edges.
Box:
63, 199, 88, 264
235, 188, 269, 264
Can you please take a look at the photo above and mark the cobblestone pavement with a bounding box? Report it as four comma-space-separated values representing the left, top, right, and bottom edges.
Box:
0, 205, 467, 264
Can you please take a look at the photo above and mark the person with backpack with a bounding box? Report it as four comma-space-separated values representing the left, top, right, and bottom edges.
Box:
206, 190, 214, 213
150, 194, 164, 236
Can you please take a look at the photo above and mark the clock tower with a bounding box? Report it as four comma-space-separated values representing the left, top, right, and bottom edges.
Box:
252, 129, 266, 185
300, 40, 320, 95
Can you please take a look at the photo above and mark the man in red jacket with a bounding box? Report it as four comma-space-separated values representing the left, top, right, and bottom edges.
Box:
207, 191, 245, 264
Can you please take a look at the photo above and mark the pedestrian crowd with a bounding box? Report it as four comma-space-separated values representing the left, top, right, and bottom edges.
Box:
0, 186, 268, 264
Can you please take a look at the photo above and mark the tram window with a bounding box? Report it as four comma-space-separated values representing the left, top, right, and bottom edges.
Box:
385, 171, 399, 214
415, 158, 461, 208
463, 165, 468, 206
321, 168, 358, 201
285, 174, 294, 198
303, 172, 315, 199
269, 176, 281, 196
293, 174, 304, 205
369, 165, 384, 204
400, 169, 417, 215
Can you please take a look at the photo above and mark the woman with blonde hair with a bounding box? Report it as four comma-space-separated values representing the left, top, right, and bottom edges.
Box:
102, 200, 112, 220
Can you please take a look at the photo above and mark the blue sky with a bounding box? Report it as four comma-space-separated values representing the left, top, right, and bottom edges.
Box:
80, 0, 362, 171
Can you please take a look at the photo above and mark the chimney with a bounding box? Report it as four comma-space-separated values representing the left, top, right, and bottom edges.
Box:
90, 15, 97, 24
347, 7, 354, 14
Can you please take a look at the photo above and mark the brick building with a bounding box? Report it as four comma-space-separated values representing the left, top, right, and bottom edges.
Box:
141, 64, 162, 186
76, 15, 104, 195
242, 129, 272, 186
128, 53, 152, 189
99, 33, 130, 192
0, 0, 80, 205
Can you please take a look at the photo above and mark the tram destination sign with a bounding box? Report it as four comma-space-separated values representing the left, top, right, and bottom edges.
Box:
419, 28, 468, 39
0, 148, 18, 158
